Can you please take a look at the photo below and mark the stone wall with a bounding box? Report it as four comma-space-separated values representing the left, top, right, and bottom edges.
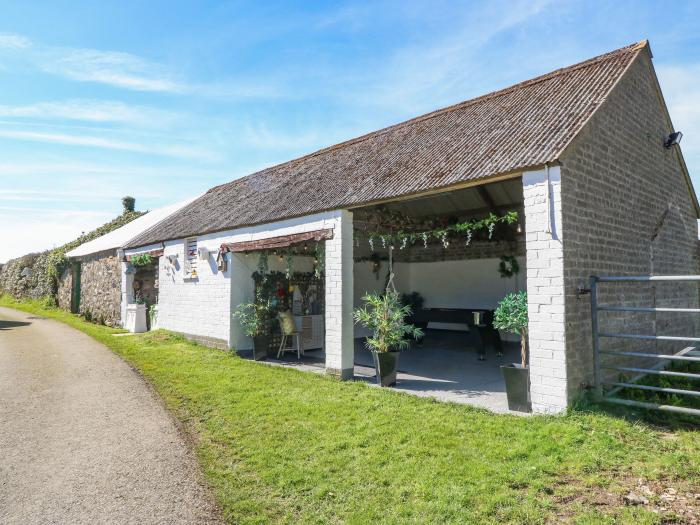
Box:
0, 252, 55, 300
57, 267, 73, 311
77, 250, 122, 326
559, 49, 700, 400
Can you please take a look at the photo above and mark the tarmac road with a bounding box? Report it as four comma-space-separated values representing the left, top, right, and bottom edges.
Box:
0, 307, 222, 524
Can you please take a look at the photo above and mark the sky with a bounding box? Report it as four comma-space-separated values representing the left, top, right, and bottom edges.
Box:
1, 0, 699, 262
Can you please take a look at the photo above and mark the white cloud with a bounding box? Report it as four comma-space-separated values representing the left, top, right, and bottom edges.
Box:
40, 48, 185, 93
0, 33, 31, 49
0, 99, 181, 127
0, 128, 218, 161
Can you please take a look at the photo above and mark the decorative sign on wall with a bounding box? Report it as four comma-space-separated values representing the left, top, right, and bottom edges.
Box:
184, 237, 198, 279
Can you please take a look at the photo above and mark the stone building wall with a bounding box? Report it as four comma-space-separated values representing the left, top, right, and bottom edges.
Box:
57, 267, 73, 311
77, 250, 122, 326
559, 48, 700, 400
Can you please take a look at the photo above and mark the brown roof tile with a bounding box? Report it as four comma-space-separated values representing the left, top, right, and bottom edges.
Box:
126, 41, 646, 248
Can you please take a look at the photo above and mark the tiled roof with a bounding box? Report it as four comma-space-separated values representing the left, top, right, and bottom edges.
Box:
126, 41, 647, 248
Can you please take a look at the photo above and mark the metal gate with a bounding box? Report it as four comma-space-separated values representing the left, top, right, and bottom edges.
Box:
590, 275, 700, 416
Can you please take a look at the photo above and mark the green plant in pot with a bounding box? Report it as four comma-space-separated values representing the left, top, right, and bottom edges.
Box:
354, 289, 423, 387
233, 292, 272, 361
493, 291, 530, 412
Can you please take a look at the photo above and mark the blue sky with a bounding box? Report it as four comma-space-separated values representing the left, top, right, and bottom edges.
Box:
1, 0, 699, 262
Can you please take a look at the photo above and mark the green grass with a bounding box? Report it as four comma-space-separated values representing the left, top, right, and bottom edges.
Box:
2, 296, 699, 524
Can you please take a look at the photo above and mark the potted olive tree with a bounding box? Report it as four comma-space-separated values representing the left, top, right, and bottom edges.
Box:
493, 291, 530, 412
233, 293, 272, 361
353, 290, 423, 387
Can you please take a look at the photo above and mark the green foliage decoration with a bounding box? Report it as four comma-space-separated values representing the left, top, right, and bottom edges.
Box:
364, 211, 518, 251
233, 290, 273, 337
130, 253, 153, 267
353, 290, 423, 353
498, 255, 520, 278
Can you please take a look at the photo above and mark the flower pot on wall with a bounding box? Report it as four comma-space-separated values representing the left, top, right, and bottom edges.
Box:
372, 351, 400, 387
252, 335, 269, 361
501, 363, 531, 413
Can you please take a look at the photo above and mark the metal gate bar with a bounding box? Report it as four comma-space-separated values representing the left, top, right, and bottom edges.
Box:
590, 275, 700, 416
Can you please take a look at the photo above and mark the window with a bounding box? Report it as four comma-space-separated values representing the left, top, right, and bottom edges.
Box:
184, 237, 198, 278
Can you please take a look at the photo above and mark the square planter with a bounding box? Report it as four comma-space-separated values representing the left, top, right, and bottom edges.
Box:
252, 335, 269, 361
500, 363, 531, 413
372, 351, 400, 387
125, 304, 147, 333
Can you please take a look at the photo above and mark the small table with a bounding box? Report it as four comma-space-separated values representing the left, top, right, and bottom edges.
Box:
411, 308, 503, 359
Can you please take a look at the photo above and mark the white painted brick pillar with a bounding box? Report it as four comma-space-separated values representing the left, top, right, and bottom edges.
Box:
118, 249, 133, 328
325, 210, 354, 379
522, 166, 568, 414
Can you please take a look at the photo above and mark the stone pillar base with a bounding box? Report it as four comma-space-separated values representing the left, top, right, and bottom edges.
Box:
326, 367, 354, 380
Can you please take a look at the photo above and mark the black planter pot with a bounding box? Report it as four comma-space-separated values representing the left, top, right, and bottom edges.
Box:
372, 351, 400, 387
252, 335, 269, 361
501, 363, 531, 413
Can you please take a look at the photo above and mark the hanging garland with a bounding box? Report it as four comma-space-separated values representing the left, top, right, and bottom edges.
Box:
498, 255, 520, 278
313, 243, 325, 279
362, 211, 518, 251
285, 254, 294, 279
257, 252, 269, 281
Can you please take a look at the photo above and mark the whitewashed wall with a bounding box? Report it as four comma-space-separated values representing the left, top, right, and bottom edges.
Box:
125, 210, 344, 349
158, 232, 233, 347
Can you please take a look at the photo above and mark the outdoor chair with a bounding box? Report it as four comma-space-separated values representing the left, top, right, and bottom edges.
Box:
277, 310, 304, 359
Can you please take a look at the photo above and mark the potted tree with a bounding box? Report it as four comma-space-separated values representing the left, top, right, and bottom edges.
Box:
233, 293, 272, 361
353, 290, 423, 387
493, 291, 530, 412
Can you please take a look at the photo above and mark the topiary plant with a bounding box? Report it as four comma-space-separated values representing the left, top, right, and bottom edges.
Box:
493, 291, 528, 367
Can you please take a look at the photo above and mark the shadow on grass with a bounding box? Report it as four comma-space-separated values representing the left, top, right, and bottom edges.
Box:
572, 390, 700, 431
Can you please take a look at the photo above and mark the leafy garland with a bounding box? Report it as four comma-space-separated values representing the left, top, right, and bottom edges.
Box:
130, 253, 154, 267
498, 255, 520, 278
362, 211, 518, 251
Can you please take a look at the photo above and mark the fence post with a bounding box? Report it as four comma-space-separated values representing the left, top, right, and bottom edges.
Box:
590, 275, 601, 399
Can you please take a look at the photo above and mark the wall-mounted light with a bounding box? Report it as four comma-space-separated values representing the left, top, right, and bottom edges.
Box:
167, 254, 178, 264
664, 131, 683, 149
197, 247, 210, 260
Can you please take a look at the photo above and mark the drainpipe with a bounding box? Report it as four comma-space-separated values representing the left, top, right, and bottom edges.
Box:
545, 163, 552, 235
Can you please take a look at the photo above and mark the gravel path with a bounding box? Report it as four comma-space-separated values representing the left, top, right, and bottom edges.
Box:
0, 307, 222, 525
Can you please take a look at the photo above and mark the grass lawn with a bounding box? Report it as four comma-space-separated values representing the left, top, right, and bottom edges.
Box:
2, 296, 699, 524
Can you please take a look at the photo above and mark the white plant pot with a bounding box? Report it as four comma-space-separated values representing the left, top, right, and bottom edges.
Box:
125, 304, 147, 333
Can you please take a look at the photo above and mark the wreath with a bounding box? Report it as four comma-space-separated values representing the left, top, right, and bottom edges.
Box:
498, 255, 519, 278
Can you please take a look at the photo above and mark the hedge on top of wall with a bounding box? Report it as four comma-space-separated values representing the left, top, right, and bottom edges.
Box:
0, 208, 145, 302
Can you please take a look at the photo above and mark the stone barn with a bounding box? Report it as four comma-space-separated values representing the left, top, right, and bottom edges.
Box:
121, 41, 698, 414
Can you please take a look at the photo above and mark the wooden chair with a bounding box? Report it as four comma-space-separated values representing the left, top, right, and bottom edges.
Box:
277, 311, 304, 359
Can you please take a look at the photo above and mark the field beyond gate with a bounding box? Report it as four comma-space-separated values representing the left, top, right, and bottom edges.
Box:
590, 275, 700, 418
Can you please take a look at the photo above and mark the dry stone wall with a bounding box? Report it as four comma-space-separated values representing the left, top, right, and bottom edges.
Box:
77, 251, 122, 326
0, 252, 55, 300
